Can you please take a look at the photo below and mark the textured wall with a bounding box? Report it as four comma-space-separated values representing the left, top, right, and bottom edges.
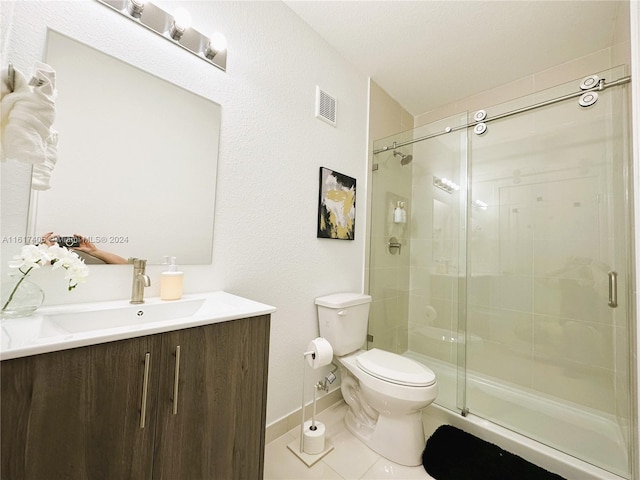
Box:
1, 0, 369, 425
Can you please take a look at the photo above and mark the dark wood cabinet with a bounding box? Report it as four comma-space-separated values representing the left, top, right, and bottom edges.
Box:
1, 314, 270, 480
153, 315, 270, 479
1, 333, 160, 480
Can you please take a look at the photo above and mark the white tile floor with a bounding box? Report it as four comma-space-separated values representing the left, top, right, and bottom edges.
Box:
264, 401, 435, 480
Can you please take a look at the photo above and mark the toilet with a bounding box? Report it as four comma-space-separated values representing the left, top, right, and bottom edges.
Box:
315, 292, 438, 466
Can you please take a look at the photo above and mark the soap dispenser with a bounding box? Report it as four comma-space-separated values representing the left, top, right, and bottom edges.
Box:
394, 201, 407, 224
393, 201, 402, 223
160, 256, 183, 300
400, 202, 407, 223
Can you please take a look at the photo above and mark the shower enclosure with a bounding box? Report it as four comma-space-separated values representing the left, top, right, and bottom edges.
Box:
369, 67, 634, 478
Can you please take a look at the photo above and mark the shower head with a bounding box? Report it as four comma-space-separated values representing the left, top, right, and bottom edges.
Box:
393, 150, 413, 166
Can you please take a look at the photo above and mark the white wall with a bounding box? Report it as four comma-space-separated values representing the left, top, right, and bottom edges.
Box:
0, 0, 369, 425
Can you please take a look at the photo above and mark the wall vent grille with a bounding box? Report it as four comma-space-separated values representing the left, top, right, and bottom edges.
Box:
315, 86, 336, 127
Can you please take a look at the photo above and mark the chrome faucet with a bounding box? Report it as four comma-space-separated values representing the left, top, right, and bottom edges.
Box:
129, 258, 151, 304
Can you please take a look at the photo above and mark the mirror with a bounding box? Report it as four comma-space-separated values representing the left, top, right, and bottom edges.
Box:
28, 30, 220, 265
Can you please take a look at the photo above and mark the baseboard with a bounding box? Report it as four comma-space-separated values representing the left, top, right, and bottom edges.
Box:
265, 388, 342, 444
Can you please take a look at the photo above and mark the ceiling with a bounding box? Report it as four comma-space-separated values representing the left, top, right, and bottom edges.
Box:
284, 1, 626, 116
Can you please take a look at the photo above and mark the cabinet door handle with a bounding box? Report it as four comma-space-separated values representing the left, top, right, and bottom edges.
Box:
172, 345, 181, 415
140, 352, 151, 429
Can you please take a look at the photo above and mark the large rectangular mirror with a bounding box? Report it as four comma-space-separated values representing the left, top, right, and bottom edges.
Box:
28, 30, 220, 264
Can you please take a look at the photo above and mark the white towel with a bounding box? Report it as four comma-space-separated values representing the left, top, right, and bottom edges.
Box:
0, 66, 28, 161
1, 62, 57, 166
31, 129, 58, 190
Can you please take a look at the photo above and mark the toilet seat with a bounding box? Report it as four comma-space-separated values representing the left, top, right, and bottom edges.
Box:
356, 348, 436, 387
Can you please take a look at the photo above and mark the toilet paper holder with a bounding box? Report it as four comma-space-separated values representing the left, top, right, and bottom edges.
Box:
298, 340, 335, 457
300, 349, 323, 446
287, 340, 336, 465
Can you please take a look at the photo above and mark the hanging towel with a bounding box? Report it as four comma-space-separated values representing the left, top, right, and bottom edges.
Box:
1, 62, 57, 168
31, 129, 58, 190
0, 66, 29, 160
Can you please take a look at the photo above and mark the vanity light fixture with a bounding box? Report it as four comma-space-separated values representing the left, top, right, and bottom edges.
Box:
433, 176, 460, 194
97, 0, 227, 71
473, 200, 488, 210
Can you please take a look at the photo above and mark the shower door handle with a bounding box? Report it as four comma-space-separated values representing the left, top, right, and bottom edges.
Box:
608, 271, 618, 308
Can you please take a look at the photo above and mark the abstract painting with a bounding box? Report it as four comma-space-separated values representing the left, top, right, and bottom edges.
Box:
317, 167, 356, 240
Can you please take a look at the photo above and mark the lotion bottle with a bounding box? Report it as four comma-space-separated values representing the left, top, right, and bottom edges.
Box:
160, 256, 183, 300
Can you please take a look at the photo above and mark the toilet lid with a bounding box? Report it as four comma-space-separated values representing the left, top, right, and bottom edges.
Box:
356, 349, 436, 387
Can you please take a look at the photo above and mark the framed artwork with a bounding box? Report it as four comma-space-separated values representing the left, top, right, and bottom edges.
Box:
317, 167, 356, 240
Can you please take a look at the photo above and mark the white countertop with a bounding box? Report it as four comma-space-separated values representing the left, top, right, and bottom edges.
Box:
1, 291, 276, 361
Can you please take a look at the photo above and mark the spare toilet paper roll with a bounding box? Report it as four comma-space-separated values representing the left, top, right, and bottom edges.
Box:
303, 420, 326, 455
306, 337, 333, 369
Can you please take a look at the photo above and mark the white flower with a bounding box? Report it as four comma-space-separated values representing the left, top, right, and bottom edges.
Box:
61, 258, 90, 290
3, 244, 90, 313
9, 244, 51, 272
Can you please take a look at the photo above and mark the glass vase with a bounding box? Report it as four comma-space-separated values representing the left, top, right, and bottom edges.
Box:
1, 274, 45, 318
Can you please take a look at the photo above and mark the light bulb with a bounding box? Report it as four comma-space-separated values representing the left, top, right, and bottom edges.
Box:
169, 7, 192, 40
204, 32, 227, 59
173, 7, 192, 30
127, 0, 147, 18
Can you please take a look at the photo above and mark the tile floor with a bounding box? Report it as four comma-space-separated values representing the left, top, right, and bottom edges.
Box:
264, 401, 435, 480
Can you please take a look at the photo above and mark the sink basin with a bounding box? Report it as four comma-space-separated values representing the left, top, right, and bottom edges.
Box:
37, 298, 206, 340
1, 291, 276, 361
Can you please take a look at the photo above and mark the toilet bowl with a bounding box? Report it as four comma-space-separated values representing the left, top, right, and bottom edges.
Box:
315, 293, 438, 466
337, 349, 437, 466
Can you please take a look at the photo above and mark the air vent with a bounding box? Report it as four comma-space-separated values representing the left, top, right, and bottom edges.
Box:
315, 86, 336, 127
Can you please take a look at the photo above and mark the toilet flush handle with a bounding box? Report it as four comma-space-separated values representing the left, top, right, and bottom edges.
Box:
338, 310, 347, 316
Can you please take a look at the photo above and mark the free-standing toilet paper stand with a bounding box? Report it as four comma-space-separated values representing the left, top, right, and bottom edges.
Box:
286, 341, 336, 467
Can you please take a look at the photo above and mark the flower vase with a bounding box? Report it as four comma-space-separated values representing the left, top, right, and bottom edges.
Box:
1, 274, 45, 318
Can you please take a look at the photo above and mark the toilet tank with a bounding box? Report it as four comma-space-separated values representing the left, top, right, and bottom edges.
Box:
315, 293, 372, 356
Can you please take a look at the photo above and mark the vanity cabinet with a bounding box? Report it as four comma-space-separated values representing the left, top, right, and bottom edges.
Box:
1, 333, 161, 479
1, 314, 270, 480
153, 315, 270, 479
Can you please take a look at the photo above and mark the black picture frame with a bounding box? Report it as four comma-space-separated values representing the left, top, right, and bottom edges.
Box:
317, 167, 356, 240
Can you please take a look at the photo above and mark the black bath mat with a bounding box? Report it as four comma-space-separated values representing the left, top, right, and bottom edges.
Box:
422, 425, 566, 480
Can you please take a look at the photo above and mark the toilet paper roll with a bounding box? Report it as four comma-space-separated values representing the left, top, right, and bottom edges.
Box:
306, 337, 333, 369
302, 420, 326, 455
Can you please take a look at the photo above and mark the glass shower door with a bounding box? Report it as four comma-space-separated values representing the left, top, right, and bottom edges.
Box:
465, 67, 633, 477
370, 113, 468, 413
